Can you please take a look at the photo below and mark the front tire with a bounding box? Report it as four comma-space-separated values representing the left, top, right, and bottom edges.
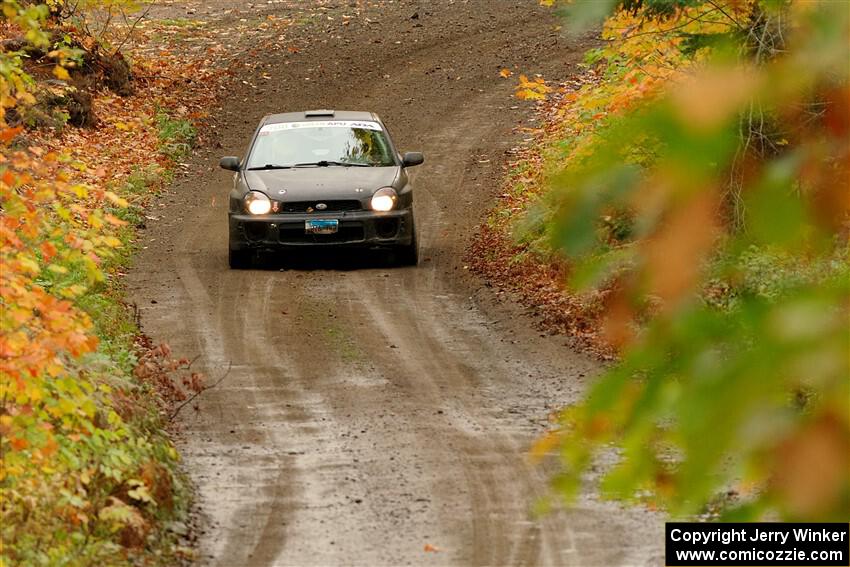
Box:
228, 248, 252, 269
397, 229, 419, 266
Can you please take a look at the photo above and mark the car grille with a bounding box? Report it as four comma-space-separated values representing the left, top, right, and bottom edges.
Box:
278, 225, 365, 244
278, 200, 362, 213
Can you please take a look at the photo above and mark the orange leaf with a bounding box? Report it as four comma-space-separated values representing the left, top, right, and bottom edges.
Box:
529, 430, 560, 462
644, 187, 721, 308
773, 414, 850, 519
0, 127, 23, 143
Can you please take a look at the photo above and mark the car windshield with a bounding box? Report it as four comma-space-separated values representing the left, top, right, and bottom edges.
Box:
246, 120, 396, 169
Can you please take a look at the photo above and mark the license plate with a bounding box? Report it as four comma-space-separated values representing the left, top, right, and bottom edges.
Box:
305, 219, 338, 234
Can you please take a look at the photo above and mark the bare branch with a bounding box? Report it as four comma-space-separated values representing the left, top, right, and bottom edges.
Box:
704, 0, 745, 31
168, 361, 232, 422
618, 8, 725, 40
112, 1, 156, 55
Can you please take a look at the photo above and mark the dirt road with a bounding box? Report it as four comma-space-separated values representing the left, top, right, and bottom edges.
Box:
128, 2, 664, 565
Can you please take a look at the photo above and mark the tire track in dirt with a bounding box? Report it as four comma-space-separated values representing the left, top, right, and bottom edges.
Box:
326, 99, 567, 565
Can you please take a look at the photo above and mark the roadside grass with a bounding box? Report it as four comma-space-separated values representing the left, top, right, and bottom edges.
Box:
79, 166, 166, 371
157, 18, 205, 28
156, 111, 197, 162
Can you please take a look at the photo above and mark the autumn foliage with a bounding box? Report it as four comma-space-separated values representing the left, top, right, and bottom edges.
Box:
0, 1, 211, 563
509, 0, 849, 520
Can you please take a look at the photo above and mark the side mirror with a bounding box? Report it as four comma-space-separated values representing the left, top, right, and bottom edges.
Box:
219, 156, 241, 171
402, 152, 424, 167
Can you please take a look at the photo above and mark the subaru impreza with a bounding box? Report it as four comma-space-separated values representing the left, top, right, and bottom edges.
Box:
220, 109, 423, 268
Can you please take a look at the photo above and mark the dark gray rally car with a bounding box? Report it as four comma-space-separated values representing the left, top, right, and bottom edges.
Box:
220, 109, 424, 269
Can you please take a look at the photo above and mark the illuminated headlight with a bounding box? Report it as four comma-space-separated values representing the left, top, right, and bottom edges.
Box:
370, 187, 397, 212
244, 191, 271, 215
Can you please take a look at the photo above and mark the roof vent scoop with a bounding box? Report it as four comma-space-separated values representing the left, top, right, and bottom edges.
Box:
304, 109, 335, 117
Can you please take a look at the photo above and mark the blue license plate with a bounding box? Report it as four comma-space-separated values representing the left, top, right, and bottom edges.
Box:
305, 219, 338, 235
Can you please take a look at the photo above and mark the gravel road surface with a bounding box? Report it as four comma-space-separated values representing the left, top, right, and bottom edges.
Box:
128, 2, 664, 565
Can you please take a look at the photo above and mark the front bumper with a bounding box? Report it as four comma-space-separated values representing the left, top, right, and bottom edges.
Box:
229, 209, 414, 250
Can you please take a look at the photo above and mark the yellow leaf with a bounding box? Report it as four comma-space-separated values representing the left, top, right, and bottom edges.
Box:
499, 68, 513, 78
17, 254, 40, 275
48, 264, 69, 274
127, 480, 155, 504
60, 284, 88, 298
53, 65, 71, 81
104, 191, 128, 208
515, 74, 552, 101
516, 89, 546, 101
17, 91, 36, 105
46, 363, 64, 377
58, 398, 76, 415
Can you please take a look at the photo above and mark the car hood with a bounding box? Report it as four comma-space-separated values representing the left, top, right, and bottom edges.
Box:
244, 166, 400, 200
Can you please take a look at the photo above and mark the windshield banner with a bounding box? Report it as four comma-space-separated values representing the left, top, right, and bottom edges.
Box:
260, 120, 383, 133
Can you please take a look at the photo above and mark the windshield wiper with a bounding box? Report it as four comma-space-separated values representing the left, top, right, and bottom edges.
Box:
293, 160, 371, 168
248, 164, 292, 170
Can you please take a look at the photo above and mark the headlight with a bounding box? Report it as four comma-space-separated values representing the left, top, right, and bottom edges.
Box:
244, 191, 271, 215
370, 187, 397, 212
